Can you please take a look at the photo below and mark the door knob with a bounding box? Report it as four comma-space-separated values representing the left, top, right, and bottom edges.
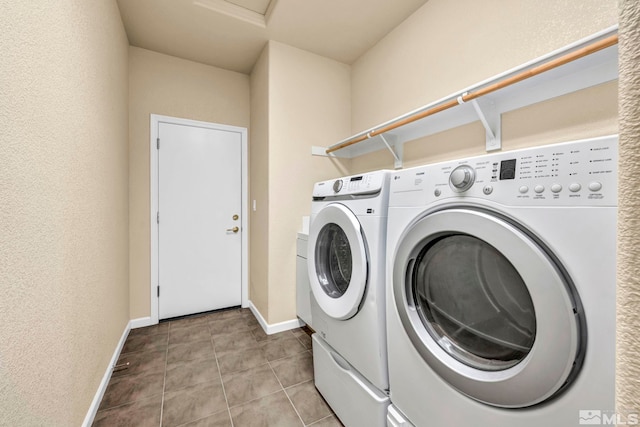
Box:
226, 226, 239, 233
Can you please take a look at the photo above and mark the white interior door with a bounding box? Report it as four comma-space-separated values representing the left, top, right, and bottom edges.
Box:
158, 122, 242, 319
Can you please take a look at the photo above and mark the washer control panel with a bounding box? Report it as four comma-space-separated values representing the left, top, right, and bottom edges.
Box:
313, 170, 389, 198
390, 135, 617, 207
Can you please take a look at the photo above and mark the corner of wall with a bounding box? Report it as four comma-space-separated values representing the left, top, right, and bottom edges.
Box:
249, 41, 271, 321
265, 41, 352, 325
616, 0, 640, 413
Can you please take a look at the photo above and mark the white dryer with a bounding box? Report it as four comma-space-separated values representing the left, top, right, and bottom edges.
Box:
385, 136, 617, 427
308, 171, 391, 427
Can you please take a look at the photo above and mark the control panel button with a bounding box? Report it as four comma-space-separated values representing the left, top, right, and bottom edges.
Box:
534, 185, 545, 194
434, 188, 441, 197
551, 184, 562, 193
588, 181, 602, 192
569, 183, 582, 192
449, 165, 476, 192
519, 186, 529, 194
333, 179, 343, 193
483, 185, 493, 195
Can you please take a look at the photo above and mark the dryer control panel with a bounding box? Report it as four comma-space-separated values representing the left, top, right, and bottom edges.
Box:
390, 135, 618, 207
313, 171, 390, 198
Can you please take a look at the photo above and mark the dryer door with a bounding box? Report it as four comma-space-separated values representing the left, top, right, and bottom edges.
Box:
308, 203, 368, 320
392, 207, 584, 408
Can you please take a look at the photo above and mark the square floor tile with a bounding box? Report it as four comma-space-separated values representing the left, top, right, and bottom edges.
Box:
251, 328, 294, 343
178, 409, 232, 426
262, 337, 306, 362
208, 317, 251, 337
169, 324, 211, 346
290, 327, 310, 338
165, 357, 220, 392
128, 323, 170, 338
270, 352, 313, 388
93, 394, 162, 427
221, 364, 281, 407
240, 314, 260, 329
285, 380, 332, 425
167, 339, 215, 366
112, 349, 166, 378
168, 314, 210, 330
162, 381, 227, 427
295, 333, 312, 350
204, 308, 243, 321
213, 330, 259, 357
229, 391, 302, 427
122, 332, 168, 355
99, 371, 164, 410
217, 346, 268, 376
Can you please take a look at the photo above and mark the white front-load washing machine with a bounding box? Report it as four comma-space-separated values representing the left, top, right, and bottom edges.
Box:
308, 170, 391, 427
385, 136, 617, 427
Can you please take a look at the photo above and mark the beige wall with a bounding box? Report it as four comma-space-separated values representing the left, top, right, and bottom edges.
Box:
0, 1, 129, 425
250, 41, 351, 324
249, 46, 270, 317
349, 0, 618, 173
128, 47, 250, 319
617, 0, 640, 413
351, 0, 618, 135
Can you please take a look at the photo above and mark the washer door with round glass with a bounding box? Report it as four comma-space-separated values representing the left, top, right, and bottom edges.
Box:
308, 203, 368, 320
392, 206, 585, 408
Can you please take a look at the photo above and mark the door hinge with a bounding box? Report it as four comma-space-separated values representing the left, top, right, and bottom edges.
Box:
156, 138, 160, 149
157, 211, 159, 224
157, 286, 160, 297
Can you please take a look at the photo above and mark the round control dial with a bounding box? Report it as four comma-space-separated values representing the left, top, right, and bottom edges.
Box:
333, 179, 343, 193
449, 165, 476, 192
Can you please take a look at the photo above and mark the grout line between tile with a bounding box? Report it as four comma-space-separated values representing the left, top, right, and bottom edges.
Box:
158, 325, 170, 427
308, 413, 339, 426
267, 359, 305, 426
173, 409, 230, 427
265, 346, 309, 365
211, 324, 235, 427
283, 378, 314, 391
226, 388, 283, 410
292, 331, 309, 349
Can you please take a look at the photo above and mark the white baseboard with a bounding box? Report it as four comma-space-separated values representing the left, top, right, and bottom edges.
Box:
130, 316, 154, 329
248, 300, 303, 335
82, 320, 132, 427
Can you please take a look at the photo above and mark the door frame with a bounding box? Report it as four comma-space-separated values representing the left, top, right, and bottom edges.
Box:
150, 114, 249, 324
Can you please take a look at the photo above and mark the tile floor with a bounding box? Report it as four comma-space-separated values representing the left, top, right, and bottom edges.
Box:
92, 307, 343, 427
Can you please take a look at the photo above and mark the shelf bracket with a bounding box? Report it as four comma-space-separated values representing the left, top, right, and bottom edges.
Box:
379, 134, 403, 169
457, 93, 501, 151
468, 98, 501, 151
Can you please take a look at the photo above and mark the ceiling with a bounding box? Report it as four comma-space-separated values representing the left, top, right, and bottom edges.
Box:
116, 0, 429, 74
